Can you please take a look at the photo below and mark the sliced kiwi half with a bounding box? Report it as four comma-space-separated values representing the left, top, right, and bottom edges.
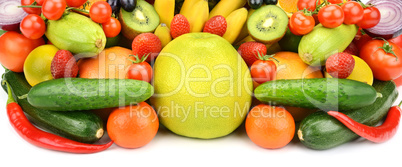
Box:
119, 0, 160, 40
247, 5, 288, 44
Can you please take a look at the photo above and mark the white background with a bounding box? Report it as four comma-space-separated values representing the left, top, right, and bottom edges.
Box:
1, 0, 402, 166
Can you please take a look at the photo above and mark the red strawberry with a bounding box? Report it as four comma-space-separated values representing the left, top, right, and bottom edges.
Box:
326, 52, 355, 79
203, 15, 227, 37
170, 14, 190, 39
51, 50, 79, 79
132, 33, 162, 62
238, 42, 267, 67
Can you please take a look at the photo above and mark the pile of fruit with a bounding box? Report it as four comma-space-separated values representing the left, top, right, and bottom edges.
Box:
0, 0, 402, 153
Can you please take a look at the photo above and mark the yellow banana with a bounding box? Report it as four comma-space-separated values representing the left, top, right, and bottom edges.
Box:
223, 8, 248, 44
186, 0, 209, 33
154, 0, 175, 28
154, 23, 172, 48
209, 0, 247, 19
234, 8, 256, 44
180, 0, 200, 17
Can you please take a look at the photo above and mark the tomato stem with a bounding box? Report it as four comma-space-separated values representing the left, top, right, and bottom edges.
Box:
375, 38, 399, 61
18, 5, 42, 8
128, 54, 149, 64
68, 7, 89, 14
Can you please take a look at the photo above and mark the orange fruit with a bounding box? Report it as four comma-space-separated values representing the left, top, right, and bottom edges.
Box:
78, 46, 134, 79
246, 104, 295, 149
277, 0, 298, 16
274, 52, 323, 80
107, 102, 159, 149
76, 0, 106, 16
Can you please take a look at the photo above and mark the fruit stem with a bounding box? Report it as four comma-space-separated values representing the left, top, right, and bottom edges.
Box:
128, 54, 149, 64
375, 37, 398, 61
68, 7, 89, 14
398, 101, 402, 108
18, 5, 42, 8
257, 53, 279, 63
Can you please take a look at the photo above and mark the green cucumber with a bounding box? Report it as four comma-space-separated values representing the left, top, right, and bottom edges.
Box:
298, 24, 358, 66
278, 28, 302, 53
1, 71, 104, 143
27, 78, 154, 111
298, 80, 398, 150
45, 12, 106, 57
254, 78, 379, 111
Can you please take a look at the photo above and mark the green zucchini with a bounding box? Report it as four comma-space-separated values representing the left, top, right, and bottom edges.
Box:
2, 71, 104, 143
298, 24, 358, 66
27, 78, 154, 111
254, 78, 379, 111
298, 80, 398, 150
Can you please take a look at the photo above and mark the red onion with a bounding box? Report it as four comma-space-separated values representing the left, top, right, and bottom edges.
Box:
0, 0, 28, 31
366, 0, 402, 39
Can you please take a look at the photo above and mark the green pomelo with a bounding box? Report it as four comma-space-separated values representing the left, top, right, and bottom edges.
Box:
152, 33, 253, 139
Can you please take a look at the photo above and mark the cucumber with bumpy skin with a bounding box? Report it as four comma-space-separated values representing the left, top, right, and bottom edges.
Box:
254, 78, 379, 111
27, 78, 154, 111
298, 80, 398, 150
2, 71, 104, 143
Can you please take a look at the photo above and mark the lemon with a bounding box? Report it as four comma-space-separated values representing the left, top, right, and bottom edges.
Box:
24, 45, 59, 86
325, 55, 374, 85
151, 33, 253, 139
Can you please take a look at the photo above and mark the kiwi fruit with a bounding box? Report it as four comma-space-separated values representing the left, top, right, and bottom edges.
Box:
247, 5, 288, 44
119, 0, 160, 40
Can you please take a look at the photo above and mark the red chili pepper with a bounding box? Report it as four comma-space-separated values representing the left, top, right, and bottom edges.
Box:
327, 102, 402, 143
4, 81, 113, 154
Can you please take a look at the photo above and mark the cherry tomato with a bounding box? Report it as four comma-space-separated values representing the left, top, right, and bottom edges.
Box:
341, 1, 363, 25
42, 0, 67, 20
356, 7, 381, 29
90, 1, 112, 23
66, 0, 88, 7
389, 34, 402, 50
127, 60, 153, 83
102, 17, 121, 38
20, 14, 46, 40
21, 0, 41, 15
328, 0, 343, 4
318, 4, 344, 28
250, 59, 277, 84
359, 40, 402, 81
297, 0, 320, 11
36, 0, 45, 5
0, 31, 45, 72
289, 11, 315, 35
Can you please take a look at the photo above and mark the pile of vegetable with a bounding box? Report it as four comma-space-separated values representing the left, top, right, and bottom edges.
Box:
0, 0, 401, 153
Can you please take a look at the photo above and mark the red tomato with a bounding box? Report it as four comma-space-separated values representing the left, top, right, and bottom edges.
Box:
36, 0, 44, 5
21, 0, 41, 15
328, 0, 343, 4
297, 0, 320, 11
389, 34, 402, 50
102, 17, 121, 38
20, 14, 46, 40
341, 1, 363, 25
0, 31, 45, 72
66, 0, 87, 7
356, 7, 381, 29
318, 4, 344, 28
360, 40, 402, 81
127, 59, 153, 83
90, 1, 112, 23
250, 59, 277, 84
289, 11, 315, 35
394, 75, 402, 87
42, 0, 67, 20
